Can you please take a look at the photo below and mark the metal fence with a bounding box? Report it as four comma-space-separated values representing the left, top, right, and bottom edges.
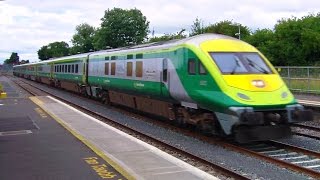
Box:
275, 66, 320, 94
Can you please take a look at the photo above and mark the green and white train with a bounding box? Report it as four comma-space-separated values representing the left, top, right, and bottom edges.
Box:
13, 34, 313, 143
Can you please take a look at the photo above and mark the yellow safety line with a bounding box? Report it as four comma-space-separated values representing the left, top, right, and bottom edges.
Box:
29, 96, 135, 180
0, 92, 7, 99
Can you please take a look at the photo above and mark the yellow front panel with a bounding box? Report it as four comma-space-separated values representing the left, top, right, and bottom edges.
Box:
222, 74, 284, 92
200, 39, 257, 52
194, 38, 295, 105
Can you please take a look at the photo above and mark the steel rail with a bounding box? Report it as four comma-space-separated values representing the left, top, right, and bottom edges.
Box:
292, 124, 320, 132
218, 141, 320, 179
294, 132, 320, 141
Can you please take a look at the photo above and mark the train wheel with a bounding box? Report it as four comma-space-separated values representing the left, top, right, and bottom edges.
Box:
101, 92, 110, 105
196, 120, 213, 135
176, 117, 187, 127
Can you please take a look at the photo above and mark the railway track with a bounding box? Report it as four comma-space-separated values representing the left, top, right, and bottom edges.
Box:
292, 124, 320, 141
11, 77, 249, 180
190, 134, 320, 179
293, 123, 320, 132
231, 141, 320, 178
12, 77, 320, 179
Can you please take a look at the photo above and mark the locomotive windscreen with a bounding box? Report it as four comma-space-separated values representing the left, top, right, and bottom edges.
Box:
210, 52, 273, 75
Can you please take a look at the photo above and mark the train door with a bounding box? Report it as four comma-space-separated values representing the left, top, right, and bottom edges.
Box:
50, 63, 53, 78
161, 58, 169, 96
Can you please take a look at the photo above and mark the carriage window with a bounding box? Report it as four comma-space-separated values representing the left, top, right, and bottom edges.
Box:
75, 64, 79, 73
188, 59, 196, 75
59, 65, 62, 72
68, 65, 71, 73
104, 63, 109, 75
105, 56, 109, 60
127, 54, 133, 59
127, 62, 133, 76
111, 62, 116, 75
136, 61, 143, 77
199, 62, 207, 75
65, 65, 67, 73
54, 66, 57, 72
62, 65, 64, 72
72, 64, 75, 73
111, 56, 117, 60
136, 54, 143, 59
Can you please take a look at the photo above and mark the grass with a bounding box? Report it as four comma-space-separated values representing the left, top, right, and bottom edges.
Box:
283, 78, 320, 94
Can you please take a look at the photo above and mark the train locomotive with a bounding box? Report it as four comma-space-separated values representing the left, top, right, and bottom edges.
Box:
13, 34, 313, 143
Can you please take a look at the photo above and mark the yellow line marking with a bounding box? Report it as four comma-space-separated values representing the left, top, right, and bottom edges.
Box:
0, 92, 7, 99
29, 96, 135, 180
30, 96, 44, 105
83, 157, 120, 179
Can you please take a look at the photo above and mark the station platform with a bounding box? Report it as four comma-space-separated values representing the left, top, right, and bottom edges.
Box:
0, 76, 217, 179
29, 96, 217, 180
295, 94, 320, 107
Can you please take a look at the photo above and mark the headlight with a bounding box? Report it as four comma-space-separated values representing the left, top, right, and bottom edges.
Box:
237, 93, 250, 100
281, 92, 288, 98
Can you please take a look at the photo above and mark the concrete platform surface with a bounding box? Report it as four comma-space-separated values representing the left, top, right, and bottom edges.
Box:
31, 96, 218, 180
0, 97, 128, 180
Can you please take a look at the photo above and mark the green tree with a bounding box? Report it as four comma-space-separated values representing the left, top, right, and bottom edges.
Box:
272, 13, 320, 65
4, 52, 19, 64
204, 20, 251, 39
190, 18, 205, 36
244, 29, 277, 63
93, 8, 149, 50
38, 41, 70, 60
20, 60, 29, 64
38, 45, 51, 60
71, 23, 95, 54
148, 29, 187, 42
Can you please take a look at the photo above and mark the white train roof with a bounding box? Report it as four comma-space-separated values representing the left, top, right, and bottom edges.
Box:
14, 33, 238, 67
90, 33, 237, 56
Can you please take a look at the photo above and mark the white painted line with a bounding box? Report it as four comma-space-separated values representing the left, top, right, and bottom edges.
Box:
251, 146, 275, 151
269, 152, 297, 157
0, 130, 32, 136
305, 164, 320, 169
280, 155, 307, 160
260, 149, 285, 154
46, 96, 218, 180
292, 159, 320, 164
0, 104, 3, 106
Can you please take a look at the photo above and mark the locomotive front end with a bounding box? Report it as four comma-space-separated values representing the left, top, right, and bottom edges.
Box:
199, 37, 313, 143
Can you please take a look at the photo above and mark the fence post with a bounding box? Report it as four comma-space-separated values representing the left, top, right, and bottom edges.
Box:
287, 67, 291, 88
307, 67, 310, 93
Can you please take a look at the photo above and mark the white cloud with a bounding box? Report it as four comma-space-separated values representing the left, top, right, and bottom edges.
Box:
0, 0, 319, 63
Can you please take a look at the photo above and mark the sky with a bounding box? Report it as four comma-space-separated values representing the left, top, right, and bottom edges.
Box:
0, 0, 319, 63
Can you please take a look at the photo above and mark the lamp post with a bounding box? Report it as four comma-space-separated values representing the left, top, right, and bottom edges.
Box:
234, 23, 241, 40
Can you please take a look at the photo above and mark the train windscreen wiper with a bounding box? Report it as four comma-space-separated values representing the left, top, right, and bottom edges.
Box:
230, 57, 241, 74
246, 58, 269, 74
